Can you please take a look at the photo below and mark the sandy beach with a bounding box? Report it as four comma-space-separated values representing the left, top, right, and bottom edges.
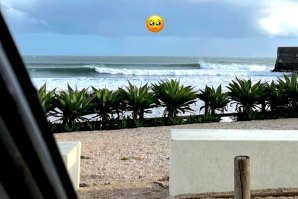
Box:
54, 118, 298, 199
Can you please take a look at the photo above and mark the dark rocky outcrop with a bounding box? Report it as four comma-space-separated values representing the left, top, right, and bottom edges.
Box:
273, 47, 298, 72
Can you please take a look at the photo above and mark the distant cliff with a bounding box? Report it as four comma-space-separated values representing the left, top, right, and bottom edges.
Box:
273, 47, 298, 72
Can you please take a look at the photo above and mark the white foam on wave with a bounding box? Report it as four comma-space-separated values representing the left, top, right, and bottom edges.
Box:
84, 63, 280, 77
199, 62, 273, 71
94, 67, 203, 76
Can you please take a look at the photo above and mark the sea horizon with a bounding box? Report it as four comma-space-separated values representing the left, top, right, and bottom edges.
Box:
22, 55, 276, 59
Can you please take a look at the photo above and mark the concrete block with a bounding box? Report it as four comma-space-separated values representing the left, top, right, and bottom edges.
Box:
169, 129, 298, 196
57, 141, 81, 190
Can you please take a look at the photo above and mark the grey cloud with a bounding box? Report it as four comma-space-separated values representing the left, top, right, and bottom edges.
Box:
2, 0, 266, 38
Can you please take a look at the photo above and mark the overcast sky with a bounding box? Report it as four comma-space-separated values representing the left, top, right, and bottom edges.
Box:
2, 0, 298, 57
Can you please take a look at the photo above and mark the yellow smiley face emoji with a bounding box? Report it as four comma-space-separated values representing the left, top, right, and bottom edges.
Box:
146, 15, 164, 33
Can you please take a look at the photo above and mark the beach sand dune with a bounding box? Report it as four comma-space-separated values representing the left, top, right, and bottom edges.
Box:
54, 118, 298, 199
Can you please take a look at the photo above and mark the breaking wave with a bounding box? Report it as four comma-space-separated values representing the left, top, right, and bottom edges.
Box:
28, 62, 277, 77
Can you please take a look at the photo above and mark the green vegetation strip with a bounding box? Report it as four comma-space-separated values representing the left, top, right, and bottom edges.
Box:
38, 74, 298, 133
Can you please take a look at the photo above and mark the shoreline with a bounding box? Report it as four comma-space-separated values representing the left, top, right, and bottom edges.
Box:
54, 118, 298, 198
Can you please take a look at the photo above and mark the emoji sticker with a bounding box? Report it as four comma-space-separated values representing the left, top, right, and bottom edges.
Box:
146, 15, 164, 33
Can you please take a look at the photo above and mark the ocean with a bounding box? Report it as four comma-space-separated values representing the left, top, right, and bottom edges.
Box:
24, 56, 287, 118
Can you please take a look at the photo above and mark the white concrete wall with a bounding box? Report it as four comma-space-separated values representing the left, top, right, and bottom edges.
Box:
169, 129, 298, 196
57, 142, 81, 190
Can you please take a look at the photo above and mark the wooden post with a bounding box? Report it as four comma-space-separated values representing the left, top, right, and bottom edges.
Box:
234, 156, 250, 199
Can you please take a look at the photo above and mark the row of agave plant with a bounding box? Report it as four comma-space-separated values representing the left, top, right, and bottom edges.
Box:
38, 74, 298, 132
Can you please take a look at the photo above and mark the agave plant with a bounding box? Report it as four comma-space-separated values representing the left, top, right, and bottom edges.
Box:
198, 85, 229, 115
119, 82, 156, 120
227, 78, 266, 119
152, 79, 198, 118
265, 80, 288, 115
56, 85, 94, 126
38, 83, 57, 116
277, 74, 298, 113
91, 87, 122, 122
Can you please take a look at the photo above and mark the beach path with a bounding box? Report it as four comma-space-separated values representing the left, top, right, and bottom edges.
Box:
55, 118, 298, 199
